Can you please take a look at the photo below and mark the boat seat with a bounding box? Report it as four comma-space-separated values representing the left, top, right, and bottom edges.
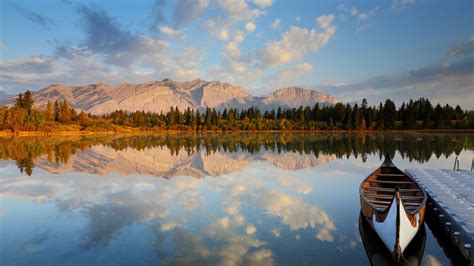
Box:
376, 173, 406, 177
364, 194, 424, 200
367, 199, 421, 206
374, 206, 419, 212
364, 187, 419, 192
367, 180, 414, 185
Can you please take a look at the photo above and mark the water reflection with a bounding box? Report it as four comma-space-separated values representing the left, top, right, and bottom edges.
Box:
0, 133, 472, 265
0, 133, 472, 177
359, 213, 426, 265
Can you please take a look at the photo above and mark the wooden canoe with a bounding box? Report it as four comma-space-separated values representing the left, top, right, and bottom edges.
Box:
359, 155, 427, 262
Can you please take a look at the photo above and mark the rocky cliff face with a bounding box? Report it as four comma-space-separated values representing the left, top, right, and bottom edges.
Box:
13, 79, 339, 114
262, 86, 339, 108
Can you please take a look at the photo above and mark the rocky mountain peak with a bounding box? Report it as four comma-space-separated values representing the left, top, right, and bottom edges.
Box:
11, 79, 340, 114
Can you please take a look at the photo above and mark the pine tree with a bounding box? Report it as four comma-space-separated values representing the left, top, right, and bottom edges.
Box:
23, 90, 34, 114
196, 109, 201, 126
205, 108, 212, 129
352, 104, 361, 130
53, 100, 61, 122
15, 93, 24, 108
376, 103, 384, 130
61, 100, 72, 123
383, 99, 396, 129
343, 105, 353, 130
168, 106, 175, 127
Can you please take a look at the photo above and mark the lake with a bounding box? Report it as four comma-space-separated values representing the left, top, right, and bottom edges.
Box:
0, 133, 472, 265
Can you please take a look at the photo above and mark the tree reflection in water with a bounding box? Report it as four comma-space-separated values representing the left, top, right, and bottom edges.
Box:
0, 133, 472, 176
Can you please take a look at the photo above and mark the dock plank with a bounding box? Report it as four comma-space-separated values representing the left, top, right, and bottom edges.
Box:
406, 169, 474, 262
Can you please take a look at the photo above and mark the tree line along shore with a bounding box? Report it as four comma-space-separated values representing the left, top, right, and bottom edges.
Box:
1, 91, 473, 134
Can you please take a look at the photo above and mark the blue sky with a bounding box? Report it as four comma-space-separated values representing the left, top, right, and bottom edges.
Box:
0, 0, 473, 107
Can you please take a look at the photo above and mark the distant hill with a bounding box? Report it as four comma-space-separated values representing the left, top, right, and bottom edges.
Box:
7, 79, 340, 115
0, 91, 13, 106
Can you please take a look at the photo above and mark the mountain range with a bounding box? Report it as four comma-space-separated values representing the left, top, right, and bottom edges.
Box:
5, 79, 340, 115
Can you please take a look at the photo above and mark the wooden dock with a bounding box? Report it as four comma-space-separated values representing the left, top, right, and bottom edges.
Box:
406, 169, 473, 262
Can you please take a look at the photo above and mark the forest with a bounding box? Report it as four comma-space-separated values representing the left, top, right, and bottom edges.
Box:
0, 90, 473, 132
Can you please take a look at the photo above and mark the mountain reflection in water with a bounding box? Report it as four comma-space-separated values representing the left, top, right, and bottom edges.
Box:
0, 133, 472, 265
0, 133, 471, 177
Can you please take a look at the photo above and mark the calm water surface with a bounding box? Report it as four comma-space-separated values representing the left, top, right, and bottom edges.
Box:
0, 133, 472, 265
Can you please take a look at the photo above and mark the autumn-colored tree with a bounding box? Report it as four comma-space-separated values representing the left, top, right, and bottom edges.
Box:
61, 100, 72, 123
44, 101, 54, 121
6, 107, 26, 132
53, 100, 61, 122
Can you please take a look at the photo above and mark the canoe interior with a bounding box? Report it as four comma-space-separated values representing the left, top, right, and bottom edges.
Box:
360, 166, 425, 213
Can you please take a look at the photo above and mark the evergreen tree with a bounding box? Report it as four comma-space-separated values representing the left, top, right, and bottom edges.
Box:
44, 101, 54, 121
376, 103, 384, 129
23, 90, 34, 114
343, 104, 353, 130
383, 99, 396, 129
61, 100, 72, 123
312, 103, 321, 121
352, 104, 361, 130
205, 108, 212, 129
168, 106, 175, 127
196, 109, 201, 126
15, 93, 24, 108
53, 100, 61, 122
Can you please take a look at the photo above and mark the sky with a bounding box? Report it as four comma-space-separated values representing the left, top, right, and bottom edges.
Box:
0, 0, 473, 107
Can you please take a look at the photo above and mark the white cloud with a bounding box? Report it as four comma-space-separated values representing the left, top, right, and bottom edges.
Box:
217, 0, 264, 22
272, 18, 280, 30
226, 42, 240, 57
204, 0, 264, 41
258, 190, 336, 241
392, 0, 415, 10
219, 29, 230, 41
358, 13, 369, 20
245, 22, 256, 32
171, 0, 209, 28
271, 228, 280, 238
296, 16, 301, 21
246, 225, 257, 234
324, 59, 474, 109
444, 35, 474, 59
233, 30, 245, 43
351, 8, 358, 16
338, 5, 377, 31
159, 26, 184, 38
316, 14, 335, 29
267, 63, 313, 88
252, 0, 273, 8
259, 15, 336, 67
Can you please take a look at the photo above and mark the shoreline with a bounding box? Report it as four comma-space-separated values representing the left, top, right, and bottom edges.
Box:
1, 128, 473, 137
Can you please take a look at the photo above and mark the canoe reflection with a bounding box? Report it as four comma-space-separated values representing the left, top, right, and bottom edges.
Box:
359, 212, 426, 266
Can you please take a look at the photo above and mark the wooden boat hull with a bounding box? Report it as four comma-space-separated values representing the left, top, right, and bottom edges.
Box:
359, 156, 427, 261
